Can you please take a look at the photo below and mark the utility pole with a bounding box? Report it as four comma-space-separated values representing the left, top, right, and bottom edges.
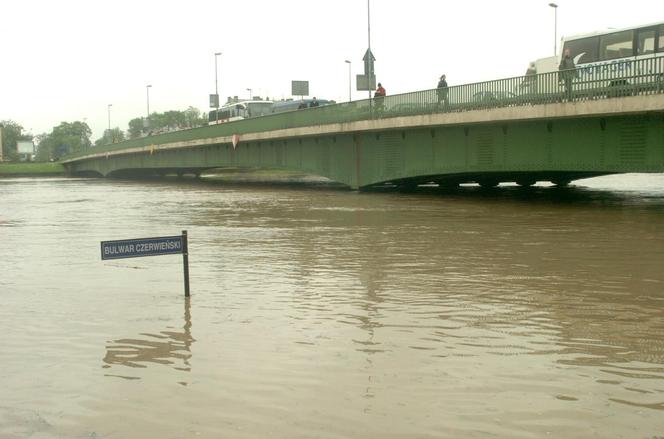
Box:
367, 0, 372, 102
549, 3, 559, 55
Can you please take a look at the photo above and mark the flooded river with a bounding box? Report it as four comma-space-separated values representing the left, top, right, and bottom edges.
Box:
1, 175, 663, 438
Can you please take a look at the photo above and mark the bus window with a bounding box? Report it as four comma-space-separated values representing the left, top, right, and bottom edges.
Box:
247, 102, 274, 117
599, 30, 634, 60
659, 25, 664, 52
637, 28, 656, 55
563, 36, 599, 64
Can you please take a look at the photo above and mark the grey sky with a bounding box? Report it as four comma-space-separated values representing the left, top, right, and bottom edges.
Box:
1, 0, 661, 141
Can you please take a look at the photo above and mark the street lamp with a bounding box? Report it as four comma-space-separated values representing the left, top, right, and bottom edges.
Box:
246, 88, 252, 100
107, 104, 112, 131
344, 60, 352, 102
549, 3, 558, 56
214, 52, 221, 104
366, 0, 374, 103
146, 84, 152, 119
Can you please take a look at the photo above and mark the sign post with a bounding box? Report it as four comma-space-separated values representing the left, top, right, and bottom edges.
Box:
101, 231, 191, 296
358, 48, 376, 113
182, 230, 190, 297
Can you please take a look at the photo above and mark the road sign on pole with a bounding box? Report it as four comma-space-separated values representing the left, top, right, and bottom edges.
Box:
101, 231, 191, 296
291, 80, 309, 97
363, 48, 375, 76
209, 94, 219, 108
356, 74, 376, 91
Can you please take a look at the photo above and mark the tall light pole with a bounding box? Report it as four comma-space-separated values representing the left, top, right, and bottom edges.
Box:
246, 88, 252, 100
107, 104, 112, 131
214, 52, 221, 105
146, 84, 152, 119
344, 60, 352, 102
549, 3, 558, 56
367, 0, 372, 102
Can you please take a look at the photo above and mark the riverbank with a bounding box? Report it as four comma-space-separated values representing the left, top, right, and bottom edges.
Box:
0, 162, 65, 177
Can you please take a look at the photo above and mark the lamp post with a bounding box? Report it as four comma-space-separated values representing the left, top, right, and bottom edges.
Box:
549, 3, 558, 56
246, 88, 252, 100
367, 0, 372, 102
214, 52, 221, 105
107, 104, 112, 131
344, 60, 352, 102
146, 84, 152, 118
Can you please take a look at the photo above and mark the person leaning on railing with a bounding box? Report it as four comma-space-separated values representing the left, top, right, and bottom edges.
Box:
558, 48, 578, 101
374, 83, 386, 113
437, 74, 449, 109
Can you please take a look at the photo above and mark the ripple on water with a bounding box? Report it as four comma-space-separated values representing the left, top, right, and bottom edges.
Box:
1, 176, 664, 437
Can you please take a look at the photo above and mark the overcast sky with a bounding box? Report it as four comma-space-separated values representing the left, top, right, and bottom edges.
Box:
1, 0, 661, 141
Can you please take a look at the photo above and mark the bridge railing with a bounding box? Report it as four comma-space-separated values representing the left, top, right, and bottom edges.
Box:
63, 57, 664, 161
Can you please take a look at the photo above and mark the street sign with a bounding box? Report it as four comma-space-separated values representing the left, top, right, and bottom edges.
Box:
209, 94, 219, 108
101, 232, 191, 296
291, 80, 309, 97
363, 48, 376, 76
356, 74, 376, 91
101, 235, 183, 260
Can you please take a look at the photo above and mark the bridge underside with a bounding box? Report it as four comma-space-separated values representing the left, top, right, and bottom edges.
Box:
65, 112, 664, 190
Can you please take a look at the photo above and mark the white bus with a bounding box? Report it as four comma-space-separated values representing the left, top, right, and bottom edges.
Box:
530, 21, 664, 77
209, 98, 274, 124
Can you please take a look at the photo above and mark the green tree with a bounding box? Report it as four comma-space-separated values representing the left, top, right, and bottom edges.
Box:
1, 120, 26, 161
127, 118, 145, 139
94, 128, 125, 147
34, 132, 55, 161
124, 106, 206, 139
184, 106, 205, 128
36, 121, 92, 160
154, 110, 186, 130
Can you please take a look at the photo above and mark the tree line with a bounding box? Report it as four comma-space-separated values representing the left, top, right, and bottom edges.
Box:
1, 106, 207, 161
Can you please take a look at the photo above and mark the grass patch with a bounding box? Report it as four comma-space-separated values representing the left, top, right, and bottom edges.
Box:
0, 162, 65, 175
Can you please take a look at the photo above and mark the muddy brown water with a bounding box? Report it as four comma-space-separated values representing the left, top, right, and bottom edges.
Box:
1, 175, 663, 438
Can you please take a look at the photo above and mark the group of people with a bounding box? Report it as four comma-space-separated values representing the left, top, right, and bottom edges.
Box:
362, 50, 579, 113
297, 97, 320, 110
372, 75, 449, 111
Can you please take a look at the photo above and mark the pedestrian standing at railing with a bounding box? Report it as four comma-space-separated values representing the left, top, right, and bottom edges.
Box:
437, 74, 449, 108
558, 48, 578, 101
374, 83, 386, 113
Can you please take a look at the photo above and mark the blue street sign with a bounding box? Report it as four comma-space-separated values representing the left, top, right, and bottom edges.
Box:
101, 235, 184, 260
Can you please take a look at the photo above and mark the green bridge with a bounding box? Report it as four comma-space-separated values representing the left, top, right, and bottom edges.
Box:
63, 59, 664, 189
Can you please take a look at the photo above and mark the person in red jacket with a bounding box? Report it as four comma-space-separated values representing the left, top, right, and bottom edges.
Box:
374, 83, 386, 113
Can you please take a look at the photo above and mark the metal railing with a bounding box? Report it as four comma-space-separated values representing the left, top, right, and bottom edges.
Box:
64, 57, 664, 161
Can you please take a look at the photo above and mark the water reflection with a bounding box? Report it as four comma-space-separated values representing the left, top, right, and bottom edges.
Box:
103, 297, 194, 381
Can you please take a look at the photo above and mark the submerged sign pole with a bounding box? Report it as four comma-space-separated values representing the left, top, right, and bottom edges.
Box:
182, 230, 190, 297
101, 231, 191, 296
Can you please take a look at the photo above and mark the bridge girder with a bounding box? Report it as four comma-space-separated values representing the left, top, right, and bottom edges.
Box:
65, 112, 664, 190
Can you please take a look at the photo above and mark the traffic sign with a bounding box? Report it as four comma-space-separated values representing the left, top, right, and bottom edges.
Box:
356, 74, 376, 91
101, 235, 184, 260
101, 231, 191, 296
363, 48, 376, 75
